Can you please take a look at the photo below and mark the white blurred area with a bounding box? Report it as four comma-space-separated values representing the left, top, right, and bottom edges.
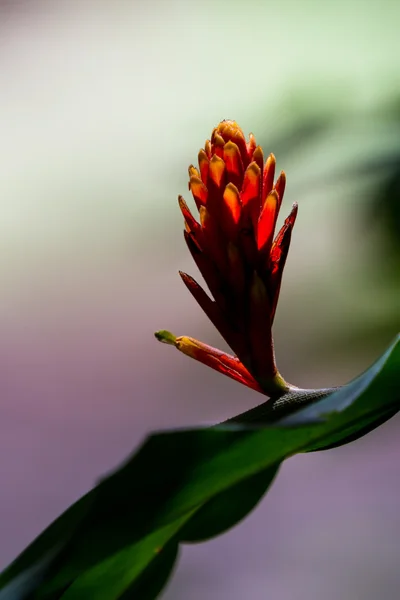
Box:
0, 1, 399, 599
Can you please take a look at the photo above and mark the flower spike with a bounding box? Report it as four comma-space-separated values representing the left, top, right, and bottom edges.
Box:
157, 120, 298, 398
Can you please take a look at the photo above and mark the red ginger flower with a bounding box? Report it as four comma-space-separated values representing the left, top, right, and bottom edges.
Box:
156, 120, 298, 397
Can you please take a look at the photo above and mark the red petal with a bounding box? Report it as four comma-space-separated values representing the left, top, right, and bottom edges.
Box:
199, 205, 227, 272
189, 175, 208, 210
210, 131, 225, 158
209, 154, 226, 188
188, 165, 200, 179
246, 133, 257, 160
252, 146, 264, 173
274, 171, 286, 211
184, 230, 226, 309
270, 202, 298, 261
257, 190, 279, 254
207, 155, 226, 216
174, 335, 262, 392
241, 162, 261, 205
269, 203, 298, 323
198, 149, 209, 184
214, 121, 248, 165
223, 141, 244, 188
241, 161, 261, 234
178, 195, 203, 241
179, 271, 236, 350
262, 153, 276, 202
221, 183, 242, 239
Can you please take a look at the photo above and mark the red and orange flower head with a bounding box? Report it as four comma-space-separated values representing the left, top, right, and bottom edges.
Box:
156, 120, 297, 397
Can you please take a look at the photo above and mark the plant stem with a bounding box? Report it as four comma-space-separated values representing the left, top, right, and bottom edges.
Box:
225, 387, 339, 425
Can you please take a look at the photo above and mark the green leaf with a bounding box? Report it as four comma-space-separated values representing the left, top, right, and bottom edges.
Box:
181, 465, 279, 542
0, 492, 93, 596
117, 541, 179, 600
0, 335, 398, 600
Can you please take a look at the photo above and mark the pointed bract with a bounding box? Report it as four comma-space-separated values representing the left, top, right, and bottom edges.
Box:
257, 190, 279, 255
174, 336, 262, 392
262, 153, 276, 202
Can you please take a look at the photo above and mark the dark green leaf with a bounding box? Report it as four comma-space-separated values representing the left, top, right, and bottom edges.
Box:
0, 335, 398, 600
181, 465, 279, 542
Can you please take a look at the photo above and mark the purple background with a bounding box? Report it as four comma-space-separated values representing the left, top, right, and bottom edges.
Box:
0, 2, 399, 598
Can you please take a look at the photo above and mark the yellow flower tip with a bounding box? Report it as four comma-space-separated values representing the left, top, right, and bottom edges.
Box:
266, 189, 279, 204
212, 132, 225, 147
175, 335, 196, 355
223, 140, 240, 156
199, 204, 210, 227
188, 165, 200, 181
245, 161, 261, 181
252, 146, 263, 162
215, 119, 245, 142
209, 154, 226, 186
175, 336, 218, 364
154, 330, 177, 345
213, 121, 248, 158
247, 133, 257, 157
198, 148, 208, 161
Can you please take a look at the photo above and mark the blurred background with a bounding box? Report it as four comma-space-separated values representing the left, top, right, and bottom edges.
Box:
0, 0, 399, 598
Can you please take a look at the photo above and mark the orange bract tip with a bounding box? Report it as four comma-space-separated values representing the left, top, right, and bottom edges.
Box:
198, 149, 209, 184
215, 120, 245, 142
189, 175, 208, 209
222, 183, 241, 223
211, 131, 225, 147
204, 139, 212, 158
214, 132, 225, 146
241, 162, 261, 206
257, 190, 279, 253
188, 165, 200, 180
274, 171, 286, 208
252, 146, 264, 171
209, 154, 226, 188
221, 183, 242, 239
199, 204, 210, 228
213, 120, 248, 164
210, 129, 226, 159
263, 153, 276, 201
178, 195, 200, 231
247, 133, 257, 157
223, 141, 244, 180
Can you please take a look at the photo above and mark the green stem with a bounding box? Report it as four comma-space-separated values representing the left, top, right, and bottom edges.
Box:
225, 387, 339, 425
